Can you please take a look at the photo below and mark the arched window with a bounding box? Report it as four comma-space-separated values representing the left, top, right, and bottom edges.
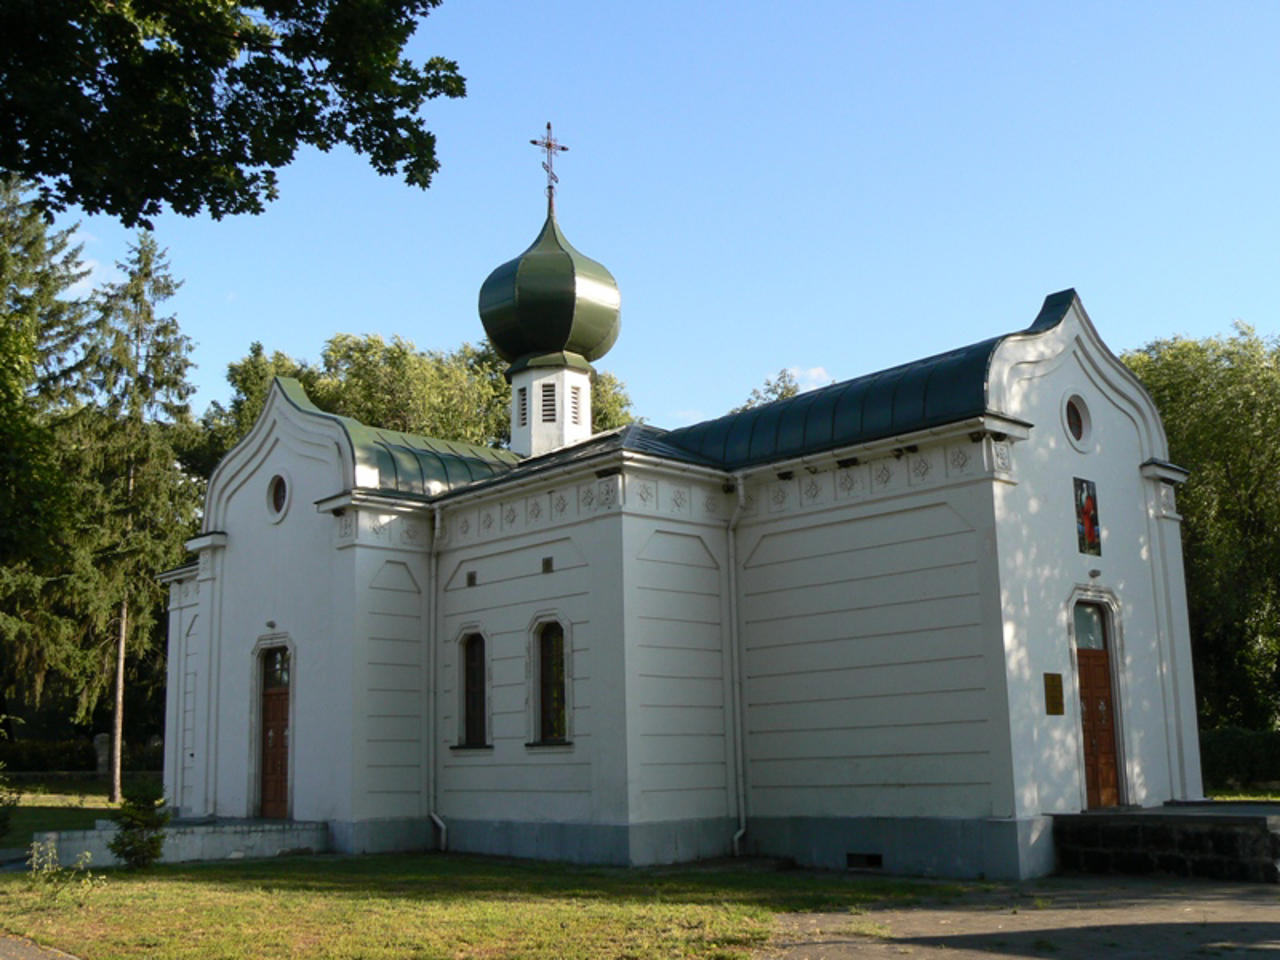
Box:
538, 621, 566, 743
462, 634, 486, 747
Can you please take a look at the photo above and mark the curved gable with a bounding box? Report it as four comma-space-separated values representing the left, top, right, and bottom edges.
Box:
203, 378, 522, 531
988, 292, 1169, 463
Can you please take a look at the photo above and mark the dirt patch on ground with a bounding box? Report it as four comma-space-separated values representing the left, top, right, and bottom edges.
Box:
759, 875, 1280, 959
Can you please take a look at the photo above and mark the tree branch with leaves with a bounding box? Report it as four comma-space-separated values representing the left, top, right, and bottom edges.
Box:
0, 0, 465, 227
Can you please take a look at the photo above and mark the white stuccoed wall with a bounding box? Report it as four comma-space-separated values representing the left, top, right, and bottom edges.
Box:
167, 392, 361, 825
435, 484, 629, 833
345, 513, 432, 823
989, 301, 1202, 818
733, 441, 1013, 823
617, 474, 737, 850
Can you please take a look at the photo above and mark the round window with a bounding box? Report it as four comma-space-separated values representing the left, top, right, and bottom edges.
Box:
268, 475, 289, 517
1066, 400, 1084, 440
1063, 395, 1091, 449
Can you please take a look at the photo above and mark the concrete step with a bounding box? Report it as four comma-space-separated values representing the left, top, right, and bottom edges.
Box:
1053, 804, 1280, 883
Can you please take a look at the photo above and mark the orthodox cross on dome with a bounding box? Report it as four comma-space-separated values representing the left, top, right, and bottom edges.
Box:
530, 122, 569, 201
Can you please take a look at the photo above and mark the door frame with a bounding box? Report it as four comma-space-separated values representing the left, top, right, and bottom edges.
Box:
1066, 587, 1127, 809
250, 634, 295, 819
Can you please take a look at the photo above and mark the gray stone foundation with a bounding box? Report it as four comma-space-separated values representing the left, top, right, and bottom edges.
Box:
445, 817, 735, 865
329, 817, 436, 855
747, 815, 1056, 880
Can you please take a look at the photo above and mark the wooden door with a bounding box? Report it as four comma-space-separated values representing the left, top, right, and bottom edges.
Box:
260, 648, 290, 819
1074, 604, 1119, 808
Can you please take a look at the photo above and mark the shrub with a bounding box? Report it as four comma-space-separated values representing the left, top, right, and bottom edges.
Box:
0, 760, 18, 840
0, 739, 95, 772
108, 781, 170, 869
124, 740, 164, 772
26, 840, 105, 905
1199, 727, 1280, 788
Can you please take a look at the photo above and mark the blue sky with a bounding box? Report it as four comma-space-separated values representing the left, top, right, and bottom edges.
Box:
68, 1, 1280, 429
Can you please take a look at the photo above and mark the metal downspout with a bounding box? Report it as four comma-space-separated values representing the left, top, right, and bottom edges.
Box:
427, 507, 447, 850
727, 479, 748, 855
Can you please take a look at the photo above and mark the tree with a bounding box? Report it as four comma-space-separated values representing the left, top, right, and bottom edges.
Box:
1124, 327, 1280, 729
0, 176, 100, 718
197, 334, 636, 471
0, 0, 465, 227
0, 175, 92, 566
184, 343, 317, 479
731, 367, 800, 413
311, 334, 507, 445
589, 369, 635, 436
82, 234, 202, 800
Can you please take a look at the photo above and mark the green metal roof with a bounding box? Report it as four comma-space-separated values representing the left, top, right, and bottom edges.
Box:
660, 289, 1077, 471
478, 199, 621, 375
274, 378, 520, 496
273, 289, 1078, 501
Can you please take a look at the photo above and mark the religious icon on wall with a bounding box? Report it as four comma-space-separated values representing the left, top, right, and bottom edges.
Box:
1075, 478, 1101, 556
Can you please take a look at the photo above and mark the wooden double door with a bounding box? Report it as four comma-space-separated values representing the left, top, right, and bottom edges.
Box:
260, 648, 290, 819
1074, 603, 1119, 808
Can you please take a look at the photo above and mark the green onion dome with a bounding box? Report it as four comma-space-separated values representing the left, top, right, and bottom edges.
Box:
479, 201, 621, 375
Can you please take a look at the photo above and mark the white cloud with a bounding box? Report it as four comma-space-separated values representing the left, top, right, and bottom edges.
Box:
673, 409, 706, 424
68, 229, 123, 298
787, 365, 835, 392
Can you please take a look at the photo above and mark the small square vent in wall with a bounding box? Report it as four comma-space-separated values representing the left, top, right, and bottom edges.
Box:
846, 852, 883, 870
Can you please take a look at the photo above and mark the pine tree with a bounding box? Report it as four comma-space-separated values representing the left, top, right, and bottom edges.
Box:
0, 175, 99, 716
0, 174, 92, 564
82, 234, 201, 801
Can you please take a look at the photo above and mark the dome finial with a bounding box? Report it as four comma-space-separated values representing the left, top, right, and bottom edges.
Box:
530, 122, 569, 209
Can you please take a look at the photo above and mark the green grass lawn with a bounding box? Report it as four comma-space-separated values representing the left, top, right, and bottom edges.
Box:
1, 777, 161, 849
0, 783, 960, 958
6, 781, 1275, 958
0, 851, 957, 959
1206, 788, 1280, 801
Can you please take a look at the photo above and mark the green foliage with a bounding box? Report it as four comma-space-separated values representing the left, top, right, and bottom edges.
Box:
0, 176, 103, 709
1199, 727, 1280, 788
732, 367, 800, 413
25, 840, 104, 905
0, 761, 19, 840
1124, 327, 1280, 729
107, 781, 170, 869
2, 211, 199, 780
312, 334, 509, 445
0, 174, 92, 569
0, 739, 96, 772
185, 342, 318, 477
590, 368, 637, 435
0, 0, 465, 227
48, 237, 202, 722
196, 334, 636, 473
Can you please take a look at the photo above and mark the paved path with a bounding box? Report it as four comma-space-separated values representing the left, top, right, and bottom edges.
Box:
761, 875, 1280, 958
0, 936, 75, 960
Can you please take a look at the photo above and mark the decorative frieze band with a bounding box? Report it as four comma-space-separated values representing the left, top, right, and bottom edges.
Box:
750, 437, 1009, 521
335, 510, 429, 550
431, 435, 1014, 545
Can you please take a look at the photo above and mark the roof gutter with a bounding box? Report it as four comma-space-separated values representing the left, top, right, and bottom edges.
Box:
427, 507, 447, 851
727, 477, 749, 855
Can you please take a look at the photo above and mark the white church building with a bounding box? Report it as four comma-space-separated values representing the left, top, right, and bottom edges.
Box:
162, 186, 1203, 880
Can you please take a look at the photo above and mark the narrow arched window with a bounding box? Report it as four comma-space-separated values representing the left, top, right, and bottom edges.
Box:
538, 622, 566, 742
462, 634, 486, 747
